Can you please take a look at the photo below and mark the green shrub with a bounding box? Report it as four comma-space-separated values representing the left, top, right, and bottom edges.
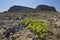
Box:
21, 18, 50, 38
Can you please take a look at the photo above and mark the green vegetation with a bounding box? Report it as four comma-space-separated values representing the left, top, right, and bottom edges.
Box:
21, 18, 50, 39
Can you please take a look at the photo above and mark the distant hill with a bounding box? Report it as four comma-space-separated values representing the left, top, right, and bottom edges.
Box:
8, 5, 57, 12
36, 5, 57, 12
8, 5, 34, 12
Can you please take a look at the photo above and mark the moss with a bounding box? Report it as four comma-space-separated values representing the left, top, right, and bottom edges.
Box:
21, 18, 50, 39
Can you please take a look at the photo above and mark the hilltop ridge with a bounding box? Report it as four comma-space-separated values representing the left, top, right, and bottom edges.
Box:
8, 5, 57, 12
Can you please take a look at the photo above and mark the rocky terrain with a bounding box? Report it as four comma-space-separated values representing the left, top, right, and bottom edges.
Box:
0, 5, 60, 40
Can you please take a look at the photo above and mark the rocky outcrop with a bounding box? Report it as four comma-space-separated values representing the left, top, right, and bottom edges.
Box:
8, 5, 57, 12
8, 5, 34, 12
36, 5, 57, 12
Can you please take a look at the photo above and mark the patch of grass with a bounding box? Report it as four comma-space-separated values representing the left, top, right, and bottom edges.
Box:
21, 18, 50, 39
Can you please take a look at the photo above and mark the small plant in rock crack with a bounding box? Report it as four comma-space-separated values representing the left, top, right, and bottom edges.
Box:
21, 18, 50, 39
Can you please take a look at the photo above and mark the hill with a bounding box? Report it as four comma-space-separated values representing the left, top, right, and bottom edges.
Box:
36, 5, 57, 12
8, 5, 34, 12
0, 5, 60, 40
8, 5, 57, 12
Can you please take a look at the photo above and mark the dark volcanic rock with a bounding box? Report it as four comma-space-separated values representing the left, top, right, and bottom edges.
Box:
36, 5, 57, 12
8, 5, 34, 12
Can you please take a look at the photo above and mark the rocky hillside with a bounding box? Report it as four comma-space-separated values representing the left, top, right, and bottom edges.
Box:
0, 5, 60, 40
0, 11, 60, 40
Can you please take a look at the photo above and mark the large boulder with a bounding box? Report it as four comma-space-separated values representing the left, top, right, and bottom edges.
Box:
36, 5, 57, 12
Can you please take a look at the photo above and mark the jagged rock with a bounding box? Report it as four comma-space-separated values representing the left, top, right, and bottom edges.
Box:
53, 21, 60, 28
36, 5, 57, 12
56, 32, 60, 39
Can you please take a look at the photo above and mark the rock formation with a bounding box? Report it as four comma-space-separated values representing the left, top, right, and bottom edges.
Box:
8, 5, 34, 12
36, 5, 57, 12
8, 5, 57, 12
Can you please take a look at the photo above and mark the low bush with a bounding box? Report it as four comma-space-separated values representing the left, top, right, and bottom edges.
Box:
21, 18, 50, 39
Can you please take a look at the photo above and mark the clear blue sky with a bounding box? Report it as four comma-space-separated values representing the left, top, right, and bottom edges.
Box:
0, 0, 60, 12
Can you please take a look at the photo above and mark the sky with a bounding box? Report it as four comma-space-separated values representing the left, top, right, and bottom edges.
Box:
0, 0, 60, 12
